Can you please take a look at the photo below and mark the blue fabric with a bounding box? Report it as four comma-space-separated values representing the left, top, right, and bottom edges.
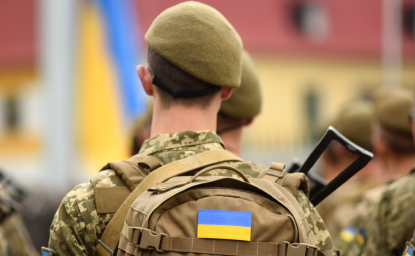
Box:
42, 251, 50, 256
98, 0, 146, 122
198, 209, 252, 227
344, 226, 357, 235
407, 246, 414, 256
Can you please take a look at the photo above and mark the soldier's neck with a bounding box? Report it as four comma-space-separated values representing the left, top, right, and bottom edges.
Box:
218, 128, 243, 156
151, 102, 219, 137
383, 155, 415, 182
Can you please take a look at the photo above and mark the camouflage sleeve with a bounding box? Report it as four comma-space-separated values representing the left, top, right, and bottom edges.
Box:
357, 175, 415, 256
48, 183, 99, 256
3, 214, 40, 256
295, 189, 337, 256
340, 190, 390, 256
0, 227, 8, 256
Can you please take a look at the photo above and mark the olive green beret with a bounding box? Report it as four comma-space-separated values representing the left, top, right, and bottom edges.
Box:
145, 1, 243, 88
219, 51, 262, 119
374, 88, 412, 134
331, 101, 373, 151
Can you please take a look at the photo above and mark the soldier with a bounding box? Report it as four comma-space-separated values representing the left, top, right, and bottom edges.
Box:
44, 2, 337, 256
339, 88, 415, 256
217, 50, 261, 156
0, 172, 39, 256
316, 101, 383, 239
129, 100, 153, 155
370, 88, 415, 181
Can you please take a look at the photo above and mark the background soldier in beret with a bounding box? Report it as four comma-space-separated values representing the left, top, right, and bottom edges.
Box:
339, 87, 415, 256
371, 88, 415, 181
0, 179, 39, 256
316, 101, 383, 239
45, 2, 337, 255
217, 50, 262, 156
129, 100, 153, 156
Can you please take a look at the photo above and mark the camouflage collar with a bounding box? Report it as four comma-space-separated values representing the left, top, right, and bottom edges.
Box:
139, 130, 225, 155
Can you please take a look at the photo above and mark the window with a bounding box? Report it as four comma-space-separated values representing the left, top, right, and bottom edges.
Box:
292, 1, 329, 41
403, 3, 415, 37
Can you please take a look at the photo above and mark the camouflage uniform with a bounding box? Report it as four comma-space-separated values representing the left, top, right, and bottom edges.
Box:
317, 179, 383, 240
343, 169, 415, 256
0, 213, 40, 256
334, 183, 385, 254
48, 131, 337, 256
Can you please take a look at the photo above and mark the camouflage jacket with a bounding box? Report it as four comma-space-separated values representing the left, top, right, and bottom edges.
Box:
0, 213, 40, 256
402, 231, 415, 256
47, 130, 337, 256
317, 179, 383, 240
343, 169, 415, 256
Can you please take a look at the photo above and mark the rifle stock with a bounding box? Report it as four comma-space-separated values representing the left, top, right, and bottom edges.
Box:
297, 126, 373, 206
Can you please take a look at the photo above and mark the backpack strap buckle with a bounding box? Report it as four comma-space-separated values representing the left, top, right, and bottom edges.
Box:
282, 242, 319, 256
130, 228, 167, 252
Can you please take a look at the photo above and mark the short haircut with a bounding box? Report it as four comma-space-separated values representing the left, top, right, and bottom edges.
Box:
380, 126, 415, 154
147, 47, 220, 109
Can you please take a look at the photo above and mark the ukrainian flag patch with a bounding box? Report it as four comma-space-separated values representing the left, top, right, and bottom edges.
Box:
405, 245, 414, 256
197, 209, 252, 241
356, 228, 367, 246
340, 226, 357, 242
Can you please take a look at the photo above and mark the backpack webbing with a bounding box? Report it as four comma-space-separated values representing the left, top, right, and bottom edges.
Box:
95, 149, 242, 256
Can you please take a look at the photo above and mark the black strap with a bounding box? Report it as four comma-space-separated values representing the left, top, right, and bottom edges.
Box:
148, 68, 221, 98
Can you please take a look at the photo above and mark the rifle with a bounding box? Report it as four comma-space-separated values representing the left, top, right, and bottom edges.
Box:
295, 126, 373, 206
286, 158, 327, 193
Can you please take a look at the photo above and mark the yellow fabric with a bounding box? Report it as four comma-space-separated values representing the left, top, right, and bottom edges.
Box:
96, 149, 241, 256
340, 230, 355, 243
356, 233, 365, 246
76, 2, 128, 174
197, 225, 251, 241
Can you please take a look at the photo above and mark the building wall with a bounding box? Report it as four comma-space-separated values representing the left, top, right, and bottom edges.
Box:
242, 56, 415, 164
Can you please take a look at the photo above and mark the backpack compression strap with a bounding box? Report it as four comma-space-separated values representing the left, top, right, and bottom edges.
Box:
259, 162, 310, 197
95, 149, 242, 256
121, 227, 325, 256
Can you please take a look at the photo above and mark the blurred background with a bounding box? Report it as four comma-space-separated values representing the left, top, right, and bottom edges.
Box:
0, 0, 414, 250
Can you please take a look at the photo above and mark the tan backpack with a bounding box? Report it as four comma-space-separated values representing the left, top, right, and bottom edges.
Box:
94, 150, 323, 256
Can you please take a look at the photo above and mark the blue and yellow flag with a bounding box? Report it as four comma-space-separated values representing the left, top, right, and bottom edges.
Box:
197, 209, 252, 241
405, 245, 414, 256
339, 226, 357, 242
356, 228, 367, 246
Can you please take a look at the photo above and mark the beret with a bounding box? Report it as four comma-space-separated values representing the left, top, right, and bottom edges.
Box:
331, 101, 373, 151
145, 1, 243, 88
220, 51, 262, 118
374, 88, 412, 134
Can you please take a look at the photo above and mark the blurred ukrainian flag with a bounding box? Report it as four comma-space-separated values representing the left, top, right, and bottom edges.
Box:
76, 0, 146, 174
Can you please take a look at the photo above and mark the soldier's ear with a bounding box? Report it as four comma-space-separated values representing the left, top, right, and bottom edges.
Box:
221, 87, 234, 100
137, 65, 154, 96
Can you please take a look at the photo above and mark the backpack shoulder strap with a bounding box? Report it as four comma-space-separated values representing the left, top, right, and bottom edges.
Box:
258, 162, 310, 197
92, 154, 162, 214
95, 149, 241, 256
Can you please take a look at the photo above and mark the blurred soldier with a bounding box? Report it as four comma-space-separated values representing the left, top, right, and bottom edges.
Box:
317, 101, 382, 239
44, 2, 337, 256
129, 100, 153, 155
0, 173, 39, 256
370, 88, 415, 181
217, 50, 261, 156
338, 88, 415, 256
